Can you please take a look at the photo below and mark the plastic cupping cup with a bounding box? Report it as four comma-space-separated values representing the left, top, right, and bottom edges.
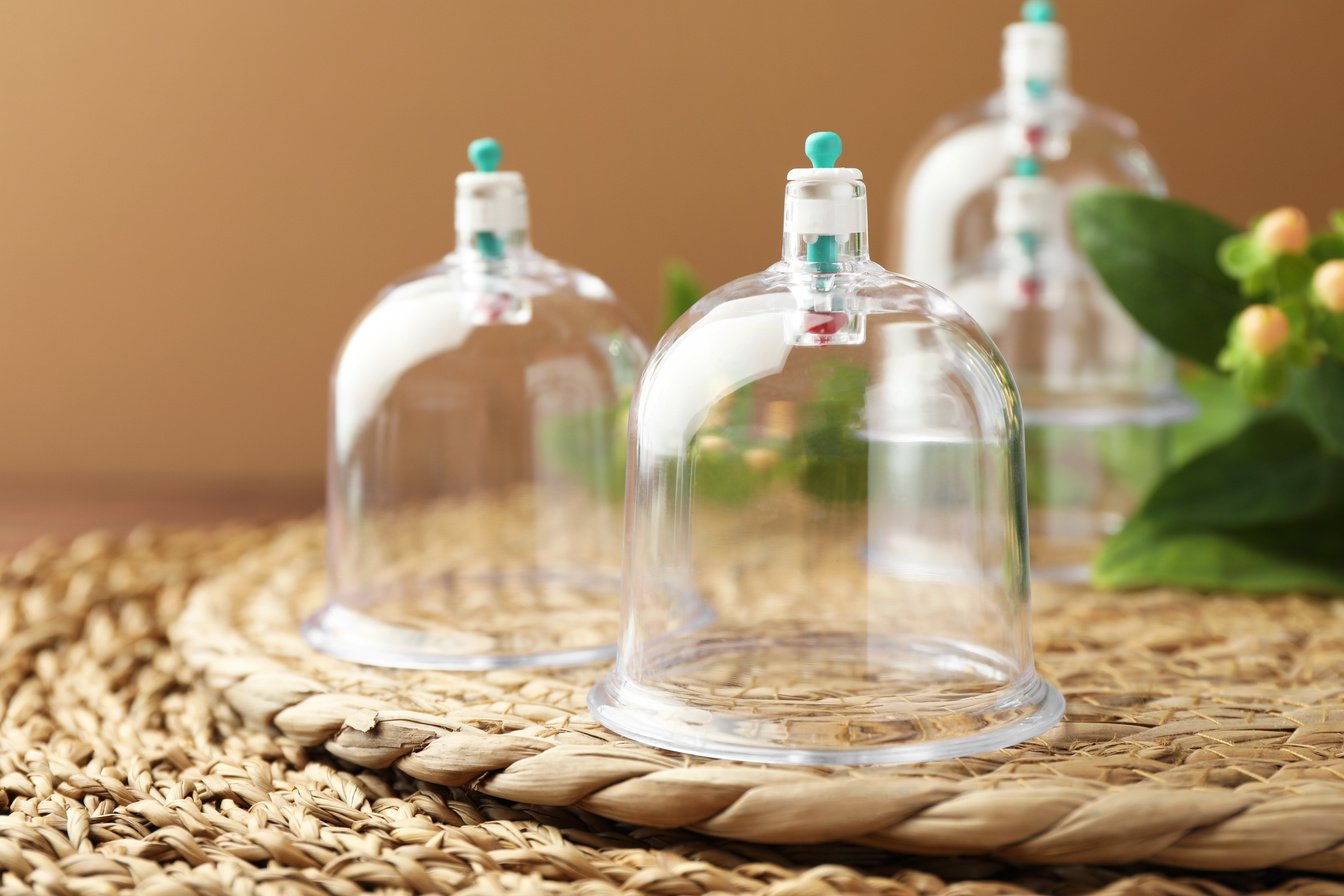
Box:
590, 132, 1064, 765
891, 1, 1193, 579
308, 138, 647, 669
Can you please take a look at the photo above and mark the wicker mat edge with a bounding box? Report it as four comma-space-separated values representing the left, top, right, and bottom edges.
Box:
4, 525, 1343, 895
169, 523, 1344, 875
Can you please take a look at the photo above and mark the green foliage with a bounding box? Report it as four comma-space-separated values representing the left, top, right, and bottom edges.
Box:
536, 403, 628, 503
1314, 307, 1344, 361
1288, 356, 1344, 452
691, 360, 873, 506
1096, 411, 1344, 594
1072, 192, 1344, 594
1135, 415, 1343, 528
1217, 329, 1291, 407
536, 263, 701, 503
1093, 516, 1344, 594
689, 384, 787, 504
1169, 366, 1254, 466
1024, 424, 1165, 510
661, 261, 702, 332
1309, 231, 1344, 264
541, 267, 877, 510
798, 361, 870, 503
690, 444, 776, 503
1071, 190, 1242, 368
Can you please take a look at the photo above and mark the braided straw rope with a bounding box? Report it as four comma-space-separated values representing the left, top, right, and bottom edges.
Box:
11, 528, 1336, 894
167, 520, 1344, 875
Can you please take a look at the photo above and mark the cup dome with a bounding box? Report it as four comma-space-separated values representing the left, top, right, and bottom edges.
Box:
890, 3, 1192, 577
589, 133, 1062, 765
307, 139, 647, 669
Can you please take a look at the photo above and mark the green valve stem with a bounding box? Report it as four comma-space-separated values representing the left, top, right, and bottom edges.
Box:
467, 137, 506, 260
1022, 0, 1055, 23
807, 237, 838, 269
1014, 156, 1042, 177
803, 131, 842, 271
475, 231, 505, 258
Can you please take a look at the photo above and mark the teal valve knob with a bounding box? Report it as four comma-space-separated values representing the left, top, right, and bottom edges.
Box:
466, 137, 505, 259
468, 137, 502, 173
802, 132, 843, 269
805, 131, 842, 169
1022, 0, 1055, 23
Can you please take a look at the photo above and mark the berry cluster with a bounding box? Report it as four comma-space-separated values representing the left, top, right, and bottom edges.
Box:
1216, 207, 1344, 404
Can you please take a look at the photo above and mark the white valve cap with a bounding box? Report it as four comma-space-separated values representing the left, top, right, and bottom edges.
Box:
783, 168, 868, 236
1002, 21, 1067, 87
455, 171, 528, 233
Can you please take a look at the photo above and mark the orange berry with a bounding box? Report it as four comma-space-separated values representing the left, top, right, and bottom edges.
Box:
1254, 207, 1310, 255
763, 401, 797, 438
696, 433, 730, 453
1314, 260, 1344, 313
1237, 304, 1291, 355
742, 447, 780, 472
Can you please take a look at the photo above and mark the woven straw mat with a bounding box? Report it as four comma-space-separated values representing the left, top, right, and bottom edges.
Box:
162, 516, 1344, 876
3, 524, 1342, 895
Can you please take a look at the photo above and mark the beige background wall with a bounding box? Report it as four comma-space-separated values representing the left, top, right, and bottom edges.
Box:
3, 0, 1342, 491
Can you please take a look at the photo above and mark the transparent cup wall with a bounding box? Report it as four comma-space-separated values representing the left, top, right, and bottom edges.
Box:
313, 178, 646, 669
945, 240, 1189, 574
1024, 417, 1171, 569
592, 170, 1063, 764
893, 92, 1188, 577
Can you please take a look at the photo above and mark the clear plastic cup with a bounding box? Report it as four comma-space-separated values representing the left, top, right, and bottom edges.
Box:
308, 139, 647, 669
890, 2, 1192, 579
589, 133, 1063, 765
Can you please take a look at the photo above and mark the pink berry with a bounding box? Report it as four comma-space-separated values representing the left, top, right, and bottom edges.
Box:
1254, 207, 1309, 255
1314, 260, 1344, 313
1237, 304, 1291, 356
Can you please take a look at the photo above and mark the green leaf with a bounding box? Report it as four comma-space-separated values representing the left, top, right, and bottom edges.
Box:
1071, 190, 1245, 368
1094, 515, 1344, 594
1333, 210, 1344, 235
1170, 366, 1256, 465
1288, 356, 1344, 453
1315, 309, 1344, 362
692, 449, 773, 503
1138, 414, 1340, 528
1095, 407, 1344, 594
798, 361, 870, 503
1217, 233, 1265, 279
661, 261, 702, 333
1271, 253, 1315, 294
1309, 232, 1344, 263
537, 405, 628, 502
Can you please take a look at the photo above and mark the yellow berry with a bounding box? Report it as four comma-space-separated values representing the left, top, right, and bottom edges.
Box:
703, 404, 730, 430
1314, 260, 1344, 313
763, 401, 797, 438
1237, 304, 1290, 355
697, 433, 730, 453
742, 447, 780, 472
1254, 207, 1309, 255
